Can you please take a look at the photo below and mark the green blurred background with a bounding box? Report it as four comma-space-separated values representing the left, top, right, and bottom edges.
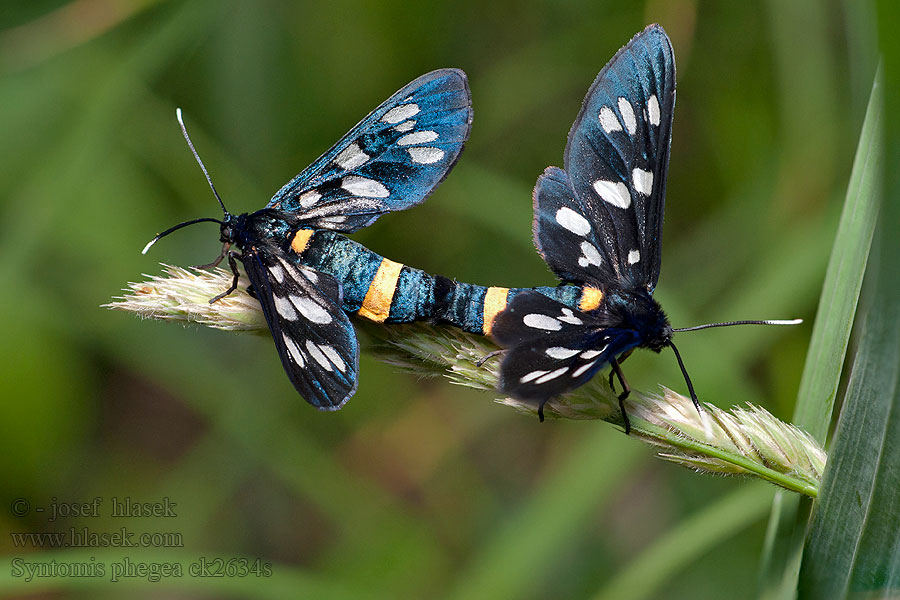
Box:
0, 1, 877, 598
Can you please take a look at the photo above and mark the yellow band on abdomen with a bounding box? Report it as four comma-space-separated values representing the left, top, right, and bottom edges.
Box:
358, 258, 404, 322
290, 229, 314, 255
579, 286, 604, 312
482, 287, 509, 336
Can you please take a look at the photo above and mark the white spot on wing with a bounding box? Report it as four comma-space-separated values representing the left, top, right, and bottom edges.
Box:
571, 361, 597, 378
283, 334, 305, 366
546, 347, 579, 360
320, 215, 347, 225
599, 105, 622, 134
632, 168, 653, 196
408, 147, 444, 164
647, 94, 660, 126
579, 241, 603, 267
319, 344, 346, 373
341, 175, 389, 198
535, 367, 569, 384
280, 258, 319, 286
618, 97, 637, 134
306, 340, 332, 371
592, 179, 631, 208
333, 142, 369, 170
520, 370, 548, 384
274, 295, 297, 321
398, 130, 439, 146
558, 308, 583, 325
555, 207, 591, 236
382, 103, 420, 124
523, 314, 562, 331
269, 264, 286, 283
394, 119, 416, 132
297, 190, 321, 208
628, 249, 641, 264
292, 296, 332, 324
579, 344, 609, 361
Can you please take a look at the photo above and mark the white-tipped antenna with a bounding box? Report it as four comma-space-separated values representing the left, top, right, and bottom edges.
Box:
176, 108, 228, 215
140, 110, 231, 255
141, 217, 224, 255
673, 318, 802, 333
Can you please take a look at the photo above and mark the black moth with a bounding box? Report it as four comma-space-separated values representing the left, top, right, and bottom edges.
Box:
491, 25, 799, 433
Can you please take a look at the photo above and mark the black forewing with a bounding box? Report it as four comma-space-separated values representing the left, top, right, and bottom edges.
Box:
547, 24, 675, 292
242, 244, 359, 410
492, 292, 641, 399
496, 26, 676, 406
267, 69, 472, 232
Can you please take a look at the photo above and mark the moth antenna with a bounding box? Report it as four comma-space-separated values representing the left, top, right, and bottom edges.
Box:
668, 341, 700, 415
141, 217, 223, 255
673, 319, 802, 333
176, 108, 228, 215
666, 320, 800, 413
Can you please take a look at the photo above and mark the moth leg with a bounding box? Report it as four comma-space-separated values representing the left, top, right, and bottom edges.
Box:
209, 251, 241, 304
609, 356, 632, 435
195, 242, 230, 270
475, 349, 504, 367
537, 397, 549, 423
608, 349, 635, 393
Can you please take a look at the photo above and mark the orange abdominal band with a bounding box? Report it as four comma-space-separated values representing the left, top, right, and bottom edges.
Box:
579, 286, 604, 311
482, 287, 509, 336
358, 258, 404, 323
290, 229, 314, 255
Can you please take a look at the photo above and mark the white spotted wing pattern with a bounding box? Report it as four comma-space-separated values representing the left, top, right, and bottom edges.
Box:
558, 24, 675, 291
532, 25, 675, 290
494, 292, 639, 400
242, 243, 358, 410
493, 25, 676, 413
235, 69, 471, 410
267, 69, 472, 233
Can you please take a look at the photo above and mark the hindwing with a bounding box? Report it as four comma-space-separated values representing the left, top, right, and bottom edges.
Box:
492, 292, 641, 399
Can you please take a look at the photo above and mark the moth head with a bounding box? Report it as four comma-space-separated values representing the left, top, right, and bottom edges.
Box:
219, 212, 241, 245
644, 322, 674, 353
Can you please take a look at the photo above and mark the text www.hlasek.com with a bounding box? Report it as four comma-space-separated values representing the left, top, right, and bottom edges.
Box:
10, 528, 183, 548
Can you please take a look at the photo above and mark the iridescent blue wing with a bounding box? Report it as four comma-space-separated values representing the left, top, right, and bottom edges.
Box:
242, 244, 359, 410
497, 26, 676, 405
535, 24, 675, 292
492, 292, 641, 399
267, 69, 472, 232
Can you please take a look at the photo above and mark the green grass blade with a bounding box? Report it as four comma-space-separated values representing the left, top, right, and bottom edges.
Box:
789, 69, 882, 446
757, 66, 882, 598
798, 233, 900, 597
797, 6, 900, 592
